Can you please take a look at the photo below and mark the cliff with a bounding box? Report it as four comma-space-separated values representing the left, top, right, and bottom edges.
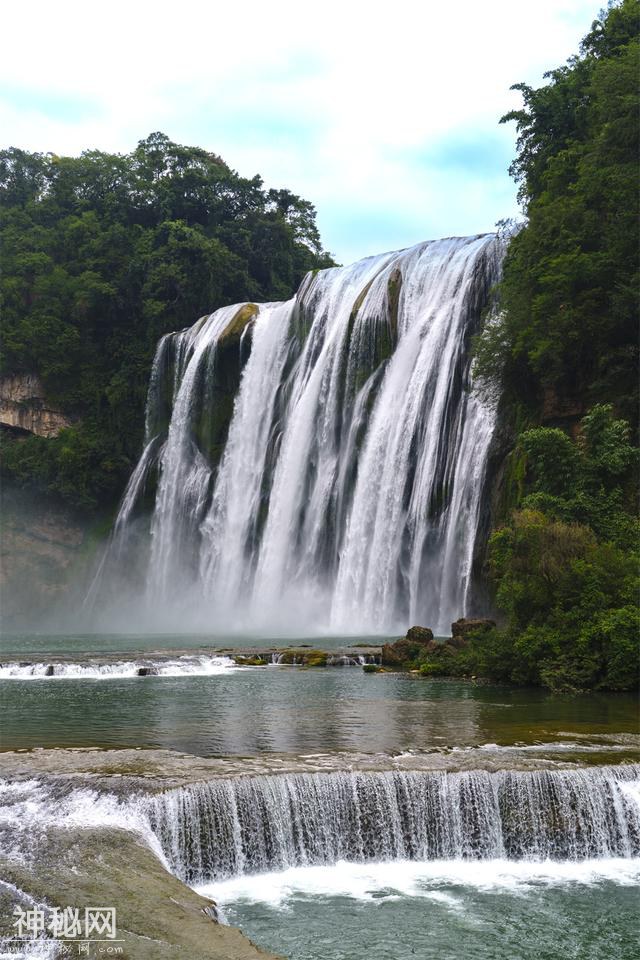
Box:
0, 373, 73, 438
0, 485, 102, 631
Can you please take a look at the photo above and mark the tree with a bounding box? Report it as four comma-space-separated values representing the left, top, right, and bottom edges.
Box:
474, 0, 639, 425
0, 134, 335, 508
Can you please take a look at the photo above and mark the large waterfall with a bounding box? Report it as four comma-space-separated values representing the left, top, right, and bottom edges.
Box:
148, 766, 640, 883
91, 233, 504, 634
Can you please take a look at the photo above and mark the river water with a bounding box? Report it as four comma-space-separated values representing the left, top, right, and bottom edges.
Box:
1, 633, 638, 960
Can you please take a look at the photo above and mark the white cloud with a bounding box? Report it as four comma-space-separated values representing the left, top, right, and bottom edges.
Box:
1, 0, 601, 262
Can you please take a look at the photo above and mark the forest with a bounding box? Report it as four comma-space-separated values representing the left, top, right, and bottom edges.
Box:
0, 134, 334, 506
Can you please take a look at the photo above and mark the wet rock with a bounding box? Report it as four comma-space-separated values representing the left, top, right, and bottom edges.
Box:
0, 826, 276, 959
234, 656, 267, 666
44, 664, 55, 676
406, 625, 434, 644
137, 666, 158, 676
304, 650, 328, 667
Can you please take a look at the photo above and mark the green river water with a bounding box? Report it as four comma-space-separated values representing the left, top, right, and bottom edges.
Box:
1, 633, 638, 960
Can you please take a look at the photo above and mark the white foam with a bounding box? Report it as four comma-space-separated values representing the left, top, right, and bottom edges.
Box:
476, 741, 635, 754
197, 857, 640, 910
0, 655, 237, 680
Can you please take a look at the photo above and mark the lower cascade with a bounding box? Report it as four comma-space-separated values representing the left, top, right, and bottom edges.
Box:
91, 233, 505, 634
147, 765, 640, 883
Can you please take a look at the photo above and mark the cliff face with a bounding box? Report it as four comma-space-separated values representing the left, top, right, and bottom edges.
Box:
0, 374, 73, 438
0, 486, 97, 631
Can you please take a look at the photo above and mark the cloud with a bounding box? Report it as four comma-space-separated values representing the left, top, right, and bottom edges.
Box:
1, 0, 601, 263
0, 85, 100, 123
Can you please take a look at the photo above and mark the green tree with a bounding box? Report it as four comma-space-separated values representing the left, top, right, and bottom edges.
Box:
475, 0, 639, 425
0, 134, 335, 509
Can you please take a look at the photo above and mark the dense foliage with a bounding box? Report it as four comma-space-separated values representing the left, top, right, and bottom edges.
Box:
0, 133, 334, 507
430, 407, 638, 689
463, 1, 639, 691
475, 0, 639, 426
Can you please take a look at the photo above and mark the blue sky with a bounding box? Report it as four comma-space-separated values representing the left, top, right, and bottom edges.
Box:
1, 0, 601, 264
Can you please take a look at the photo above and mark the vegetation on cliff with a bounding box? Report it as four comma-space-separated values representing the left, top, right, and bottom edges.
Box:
414, 406, 638, 690
475, 0, 639, 426
467, 0, 639, 691
0, 133, 334, 507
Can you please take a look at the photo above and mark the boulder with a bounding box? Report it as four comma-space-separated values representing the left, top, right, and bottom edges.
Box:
44, 664, 55, 676
381, 640, 413, 665
137, 666, 158, 677
382, 625, 439, 665
406, 625, 434, 644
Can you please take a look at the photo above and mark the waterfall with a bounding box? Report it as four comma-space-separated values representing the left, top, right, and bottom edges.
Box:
93, 233, 505, 634
147, 765, 640, 883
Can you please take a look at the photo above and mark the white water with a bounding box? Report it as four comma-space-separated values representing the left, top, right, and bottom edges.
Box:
148, 765, 640, 883
2, 766, 639, 959
91, 234, 504, 635
201, 857, 640, 912
3, 766, 639, 881
0, 655, 236, 679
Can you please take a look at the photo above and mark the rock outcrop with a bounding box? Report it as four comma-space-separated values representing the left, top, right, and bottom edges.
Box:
382, 620, 497, 666
382, 625, 436, 665
0, 373, 73, 438
450, 617, 496, 648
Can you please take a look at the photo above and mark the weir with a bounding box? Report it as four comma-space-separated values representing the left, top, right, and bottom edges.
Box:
93, 233, 505, 634
147, 765, 640, 883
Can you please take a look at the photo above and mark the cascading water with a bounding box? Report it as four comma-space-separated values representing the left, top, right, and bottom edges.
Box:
148, 766, 640, 883
0, 655, 237, 679
3, 766, 637, 960
91, 233, 505, 634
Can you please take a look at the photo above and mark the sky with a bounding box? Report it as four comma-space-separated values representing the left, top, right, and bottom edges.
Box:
1, 0, 603, 264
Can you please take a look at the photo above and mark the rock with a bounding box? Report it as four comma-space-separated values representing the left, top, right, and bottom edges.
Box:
381, 639, 414, 665
304, 651, 328, 667
449, 618, 496, 648
405, 625, 434, 644
217, 303, 259, 348
541, 387, 583, 426
234, 656, 267, 666
382, 638, 432, 665
382, 626, 438, 666
1, 824, 277, 959
44, 664, 55, 676
0, 373, 73, 438
137, 666, 158, 676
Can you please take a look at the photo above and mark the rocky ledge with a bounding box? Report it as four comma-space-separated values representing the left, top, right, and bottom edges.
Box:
0, 826, 278, 960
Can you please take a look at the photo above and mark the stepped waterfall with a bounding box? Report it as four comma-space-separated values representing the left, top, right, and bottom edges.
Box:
91, 233, 504, 634
148, 766, 640, 883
